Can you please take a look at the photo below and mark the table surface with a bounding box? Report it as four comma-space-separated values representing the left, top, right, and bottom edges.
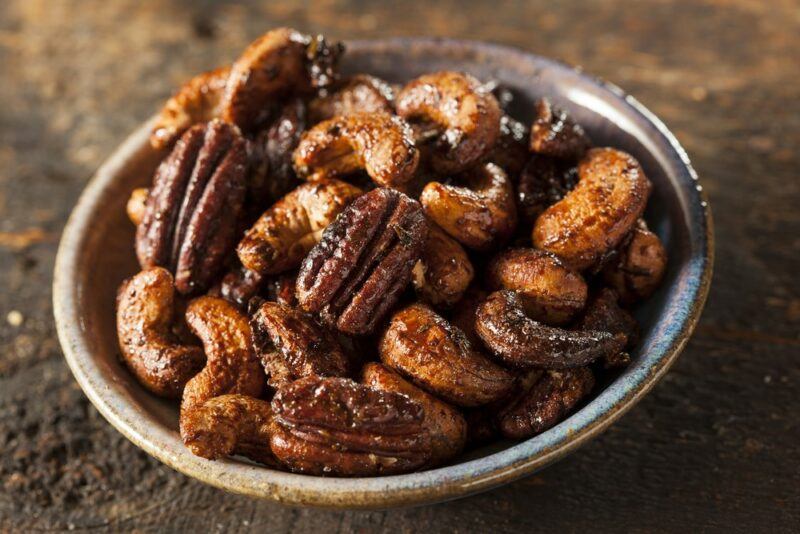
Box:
1, 0, 798, 531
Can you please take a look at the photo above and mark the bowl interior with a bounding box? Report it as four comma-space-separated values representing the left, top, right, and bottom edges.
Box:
54, 38, 711, 508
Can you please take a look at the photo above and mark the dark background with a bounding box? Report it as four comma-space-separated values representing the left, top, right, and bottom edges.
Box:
1, 0, 798, 531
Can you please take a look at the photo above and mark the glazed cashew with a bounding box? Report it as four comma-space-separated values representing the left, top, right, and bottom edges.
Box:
116, 267, 205, 398
487, 248, 588, 325
180, 296, 265, 413
602, 220, 667, 303
396, 71, 501, 174
420, 163, 517, 251
379, 303, 514, 407
150, 66, 231, 150
293, 112, 420, 191
475, 290, 625, 369
126, 187, 149, 226
533, 147, 652, 271
308, 74, 394, 123
181, 394, 276, 465
237, 179, 363, 276
412, 222, 474, 308
362, 363, 467, 467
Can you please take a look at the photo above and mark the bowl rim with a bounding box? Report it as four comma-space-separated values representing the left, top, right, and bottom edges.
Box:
53, 36, 714, 509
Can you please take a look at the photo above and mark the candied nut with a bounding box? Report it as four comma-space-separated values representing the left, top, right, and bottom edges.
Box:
412, 222, 474, 308
237, 179, 362, 276
487, 248, 588, 325
489, 115, 529, 180
136, 120, 248, 295
420, 163, 517, 251
218, 265, 265, 309
379, 303, 515, 407
529, 98, 591, 160
126, 187, 148, 226
576, 287, 639, 369
305, 33, 345, 91
475, 290, 625, 369
396, 71, 501, 174
270, 376, 431, 476
293, 112, 419, 191
362, 363, 467, 466
533, 147, 652, 271
250, 301, 350, 389
220, 28, 311, 132
150, 66, 231, 150
116, 267, 204, 398
603, 220, 668, 303
181, 394, 276, 465
296, 188, 428, 335
308, 74, 394, 123
517, 155, 578, 224
448, 286, 489, 346
497, 367, 594, 439
180, 296, 265, 413
265, 272, 298, 307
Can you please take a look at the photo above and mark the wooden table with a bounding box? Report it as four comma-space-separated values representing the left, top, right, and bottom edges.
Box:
1, 0, 798, 531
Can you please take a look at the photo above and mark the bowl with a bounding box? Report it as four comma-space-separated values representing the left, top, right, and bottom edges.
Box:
53, 37, 713, 509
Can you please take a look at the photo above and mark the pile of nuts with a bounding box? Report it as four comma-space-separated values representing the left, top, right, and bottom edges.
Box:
117, 28, 668, 476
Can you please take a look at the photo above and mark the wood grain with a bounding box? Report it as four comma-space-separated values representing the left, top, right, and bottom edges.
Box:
1, 0, 798, 531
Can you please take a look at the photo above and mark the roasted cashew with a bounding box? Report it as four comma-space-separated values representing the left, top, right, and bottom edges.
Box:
602, 220, 667, 303
420, 163, 517, 251
237, 179, 363, 275
308, 74, 394, 123
533, 147, 652, 271
293, 112, 419, 191
475, 290, 625, 369
116, 267, 205, 398
412, 222, 474, 308
396, 71, 501, 174
487, 248, 587, 325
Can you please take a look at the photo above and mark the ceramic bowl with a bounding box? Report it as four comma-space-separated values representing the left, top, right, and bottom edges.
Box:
53, 37, 713, 509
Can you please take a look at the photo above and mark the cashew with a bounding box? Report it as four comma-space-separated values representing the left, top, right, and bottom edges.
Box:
420, 163, 517, 251
396, 71, 501, 174
602, 220, 667, 303
308, 74, 394, 123
293, 112, 419, 191
115, 267, 205, 398
475, 290, 625, 369
533, 147, 652, 271
237, 179, 363, 276
487, 248, 587, 325
412, 222, 474, 308
126, 187, 149, 226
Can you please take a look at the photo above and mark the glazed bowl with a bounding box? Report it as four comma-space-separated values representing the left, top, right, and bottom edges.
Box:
53, 37, 713, 509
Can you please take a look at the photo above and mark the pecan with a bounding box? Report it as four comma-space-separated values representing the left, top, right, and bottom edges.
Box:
529, 98, 591, 160
136, 120, 248, 294
218, 265, 265, 309
602, 219, 668, 304
296, 188, 428, 335
270, 376, 431, 476
250, 301, 350, 389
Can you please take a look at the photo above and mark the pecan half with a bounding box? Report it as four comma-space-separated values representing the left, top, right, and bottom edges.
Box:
136, 120, 248, 294
270, 376, 431, 476
250, 300, 350, 389
296, 188, 428, 335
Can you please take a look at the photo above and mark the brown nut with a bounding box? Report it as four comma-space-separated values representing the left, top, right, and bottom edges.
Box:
293, 112, 419, 191
602, 220, 668, 304
379, 303, 515, 407
497, 367, 594, 439
517, 155, 578, 224
270, 376, 431, 476
420, 163, 517, 251
296, 188, 428, 335
180, 296, 265, 413
150, 66, 231, 150
362, 362, 467, 466
308, 74, 394, 123
448, 286, 489, 346
487, 248, 587, 325
180, 394, 276, 465
218, 265, 265, 310
533, 147, 652, 271
265, 272, 298, 307
237, 179, 363, 276
250, 300, 350, 389
529, 98, 591, 160
136, 120, 248, 294
126, 187, 149, 226
475, 290, 625, 369
396, 71, 501, 174
412, 222, 474, 308
489, 115, 529, 180
116, 267, 204, 398
575, 287, 639, 369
